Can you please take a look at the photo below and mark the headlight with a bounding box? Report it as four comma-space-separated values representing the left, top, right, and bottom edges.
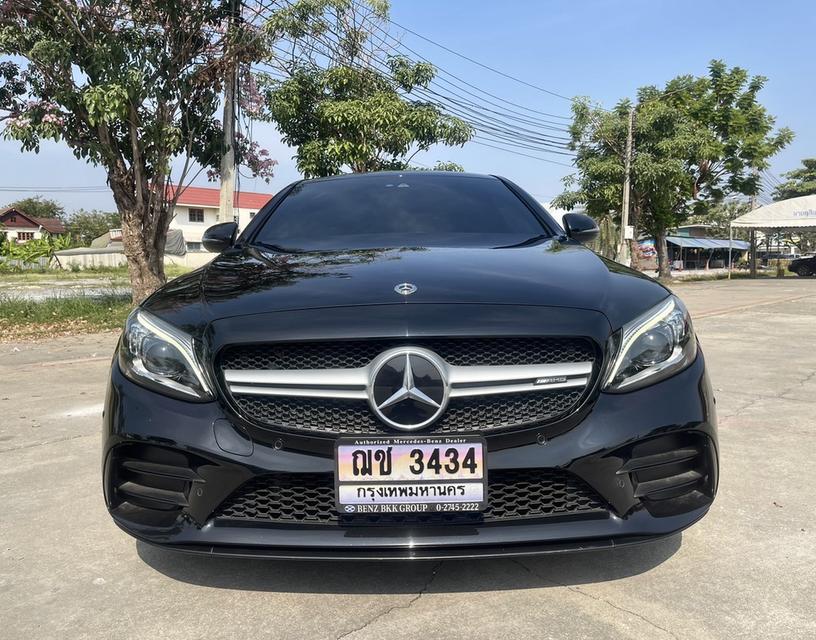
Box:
119, 309, 214, 401
603, 295, 697, 392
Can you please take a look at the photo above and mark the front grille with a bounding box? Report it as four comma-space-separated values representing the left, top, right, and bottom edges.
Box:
233, 389, 585, 435
220, 337, 595, 370
214, 469, 608, 526
220, 336, 597, 436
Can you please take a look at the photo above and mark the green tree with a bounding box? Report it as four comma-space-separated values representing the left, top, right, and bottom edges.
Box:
0, 232, 71, 266
773, 159, 816, 201
555, 61, 792, 278
66, 209, 122, 247
1, 1, 272, 303
688, 201, 751, 239
431, 161, 465, 172
259, 1, 471, 176
3, 196, 65, 219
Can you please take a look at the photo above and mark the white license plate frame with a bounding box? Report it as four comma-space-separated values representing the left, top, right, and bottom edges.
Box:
334, 436, 487, 515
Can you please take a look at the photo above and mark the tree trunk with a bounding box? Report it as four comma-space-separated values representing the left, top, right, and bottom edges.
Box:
655, 228, 670, 279
122, 220, 166, 305
110, 177, 170, 305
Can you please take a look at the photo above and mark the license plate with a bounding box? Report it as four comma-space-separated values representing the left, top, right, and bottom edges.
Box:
335, 436, 487, 515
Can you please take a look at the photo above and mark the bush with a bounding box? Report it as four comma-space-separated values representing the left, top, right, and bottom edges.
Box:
0, 233, 72, 265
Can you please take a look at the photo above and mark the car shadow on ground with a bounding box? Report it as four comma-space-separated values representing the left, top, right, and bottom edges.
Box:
136, 534, 681, 593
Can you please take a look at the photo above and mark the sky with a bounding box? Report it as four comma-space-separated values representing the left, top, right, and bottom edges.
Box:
1, 0, 814, 213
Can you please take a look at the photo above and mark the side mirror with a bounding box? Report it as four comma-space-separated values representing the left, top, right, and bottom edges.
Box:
202, 222, 238, 253
562, 213, 599, 245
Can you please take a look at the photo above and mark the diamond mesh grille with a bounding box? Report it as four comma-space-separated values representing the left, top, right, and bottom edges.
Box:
233, 389, 584, 436
220, 337, 595, 370
214, 469, 608, 526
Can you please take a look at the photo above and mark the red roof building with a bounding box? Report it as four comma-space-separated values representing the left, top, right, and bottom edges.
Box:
166, 184, 275, 251
168, 184, 273, 210
0, 207, 66, 243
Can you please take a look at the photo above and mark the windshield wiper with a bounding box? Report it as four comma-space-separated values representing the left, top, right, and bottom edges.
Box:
253, 241, 303, 254
493, 234, 550, 249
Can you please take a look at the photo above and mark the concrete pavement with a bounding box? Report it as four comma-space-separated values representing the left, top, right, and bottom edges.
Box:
1, 278, 814, 639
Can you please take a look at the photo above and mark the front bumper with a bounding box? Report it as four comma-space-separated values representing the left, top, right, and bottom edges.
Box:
103, 353, 718, 559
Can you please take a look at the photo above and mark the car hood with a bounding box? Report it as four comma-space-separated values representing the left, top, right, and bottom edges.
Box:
144, 241, 669, 331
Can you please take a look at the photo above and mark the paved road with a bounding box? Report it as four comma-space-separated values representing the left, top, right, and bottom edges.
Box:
1, 279, 815, 639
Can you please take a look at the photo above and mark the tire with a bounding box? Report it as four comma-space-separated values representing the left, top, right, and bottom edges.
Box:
796, 265, 813, 277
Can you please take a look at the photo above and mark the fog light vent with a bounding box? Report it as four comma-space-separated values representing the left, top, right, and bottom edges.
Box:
616, 432, 715, 517
110, 445, 203, 512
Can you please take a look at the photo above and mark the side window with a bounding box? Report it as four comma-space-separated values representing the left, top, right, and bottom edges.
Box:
188, 208, 204, 223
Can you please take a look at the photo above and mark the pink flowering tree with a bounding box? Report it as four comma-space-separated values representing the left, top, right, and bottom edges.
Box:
0, 1, 275, 303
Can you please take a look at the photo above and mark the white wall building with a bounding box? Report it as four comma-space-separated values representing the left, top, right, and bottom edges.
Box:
168, 185, 274, 252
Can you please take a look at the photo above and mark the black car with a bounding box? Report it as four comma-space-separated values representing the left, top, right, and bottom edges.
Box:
103, 172, 718, 559
788, 255, 816, 276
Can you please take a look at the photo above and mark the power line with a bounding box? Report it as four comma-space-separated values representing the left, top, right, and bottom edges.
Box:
258, 0, 576, 126
386, 16, 577, 106
469, 140, 575, 168
354, 7, 575, 122
267, 29, 577, 157
471, 133, 574, 157
237, 1, 581, 162
266, 38, 576, 159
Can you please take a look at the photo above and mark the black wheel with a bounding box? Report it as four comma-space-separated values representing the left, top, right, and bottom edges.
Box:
796, 265, 814, 276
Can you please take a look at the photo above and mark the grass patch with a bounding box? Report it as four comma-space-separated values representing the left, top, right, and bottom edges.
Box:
0, 293, 133, 342
664, 270, 799, 284
0, 263, 191, 284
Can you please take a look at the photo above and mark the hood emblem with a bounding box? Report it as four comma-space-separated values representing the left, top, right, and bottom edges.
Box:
394, 282, 417, 296
368, 348, 448, 431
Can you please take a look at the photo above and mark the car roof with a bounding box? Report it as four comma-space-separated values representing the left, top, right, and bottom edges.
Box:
301, 171, 501, 184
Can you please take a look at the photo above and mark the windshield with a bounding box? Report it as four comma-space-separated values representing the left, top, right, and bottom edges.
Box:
251, 173, 549, 252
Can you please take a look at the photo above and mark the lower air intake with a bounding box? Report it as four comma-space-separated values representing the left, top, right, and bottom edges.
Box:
214, 469, 609, 526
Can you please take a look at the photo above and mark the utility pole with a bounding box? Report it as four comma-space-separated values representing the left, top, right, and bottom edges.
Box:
618, 106, 635, 267
219, 0, 239, 226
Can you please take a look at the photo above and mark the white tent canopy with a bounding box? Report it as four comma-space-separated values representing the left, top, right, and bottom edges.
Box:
731, 195, 816, 229
727, 195, 816, 277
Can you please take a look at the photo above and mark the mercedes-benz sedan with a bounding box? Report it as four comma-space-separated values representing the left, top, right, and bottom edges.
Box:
103, 171, 718, 559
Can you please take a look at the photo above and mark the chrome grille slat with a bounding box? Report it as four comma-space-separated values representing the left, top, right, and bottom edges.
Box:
223, 361, 592, 399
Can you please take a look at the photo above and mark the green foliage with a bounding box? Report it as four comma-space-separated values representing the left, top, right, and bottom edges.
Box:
265, 58, 471, 176
432, 161, 465, 172
773, 159, 816, 201
688, 201, 751, 239
3, 196, 65, 219
0, 1, 271, 301
66, 210, 122, 247
0, 232, 71, 265
260, 1, 471, 176
555, 60, 792, 276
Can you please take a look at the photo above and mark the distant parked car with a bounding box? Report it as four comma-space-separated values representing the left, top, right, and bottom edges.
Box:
788, 255, 816, 276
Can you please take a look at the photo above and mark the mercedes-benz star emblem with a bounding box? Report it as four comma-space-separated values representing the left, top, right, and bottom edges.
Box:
394, 282, 417, 296
368, 348, 448, 430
